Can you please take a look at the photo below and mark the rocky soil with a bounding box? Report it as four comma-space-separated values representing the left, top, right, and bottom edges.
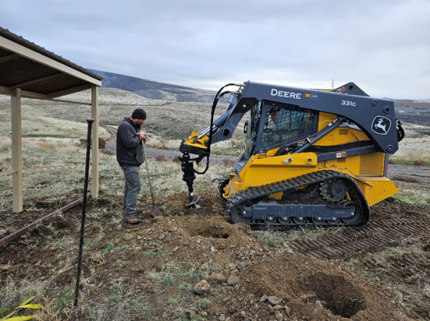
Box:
1, 161, 430, 320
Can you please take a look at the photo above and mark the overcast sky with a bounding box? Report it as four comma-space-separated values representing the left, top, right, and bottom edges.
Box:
1, 0, 429, 100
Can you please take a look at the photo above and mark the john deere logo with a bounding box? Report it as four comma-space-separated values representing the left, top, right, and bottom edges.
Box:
371, 116, 391, 135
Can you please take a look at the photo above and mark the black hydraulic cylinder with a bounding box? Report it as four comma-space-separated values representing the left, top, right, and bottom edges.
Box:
179, 152, 196, 201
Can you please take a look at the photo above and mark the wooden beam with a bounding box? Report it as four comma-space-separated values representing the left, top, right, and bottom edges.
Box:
20, 89, 48, 99
11, 88, 23, 213
1, 86, 48, 99
0, 53, 20, 63
11, 72, 63, 88
2, 86, 91, 105
47, 83, 93, 99
0, 35, 102, 86
0, 85, 12, 96
91, 85, 99, 198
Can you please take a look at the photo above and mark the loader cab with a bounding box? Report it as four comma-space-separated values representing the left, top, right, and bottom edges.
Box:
243, 100, 319, 161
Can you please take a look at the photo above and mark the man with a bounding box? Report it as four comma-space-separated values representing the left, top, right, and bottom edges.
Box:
116, 108, 147, 224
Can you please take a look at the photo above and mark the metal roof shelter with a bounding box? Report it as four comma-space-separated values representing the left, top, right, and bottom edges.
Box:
0, 27, 103, 213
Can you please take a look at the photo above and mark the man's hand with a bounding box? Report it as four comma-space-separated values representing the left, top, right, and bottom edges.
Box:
137, 131, 147, 143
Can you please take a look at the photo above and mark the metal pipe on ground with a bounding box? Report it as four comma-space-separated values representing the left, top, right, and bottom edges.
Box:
0, 195, 91, 248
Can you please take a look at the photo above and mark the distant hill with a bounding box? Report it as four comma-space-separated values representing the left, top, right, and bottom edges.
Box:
393, 99, 430, 127
88, 69, 216, 103
89, 69, 430, 127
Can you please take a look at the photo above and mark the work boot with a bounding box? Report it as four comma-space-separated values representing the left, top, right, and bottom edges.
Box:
124, 217, 141, 224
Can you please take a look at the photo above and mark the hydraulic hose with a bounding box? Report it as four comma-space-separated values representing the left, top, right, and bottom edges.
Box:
193, 84, 238, 175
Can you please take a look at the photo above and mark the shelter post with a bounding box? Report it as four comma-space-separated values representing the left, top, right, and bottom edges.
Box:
11, 88, 23, 213
91, 85, 99, 198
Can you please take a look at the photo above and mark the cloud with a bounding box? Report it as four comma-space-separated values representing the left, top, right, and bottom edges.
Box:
1, 0, 429, 99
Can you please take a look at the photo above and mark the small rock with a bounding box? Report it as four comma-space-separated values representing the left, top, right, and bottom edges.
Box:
227, 275, 240, 286
237, 262, 246, 271
284, 305, 291, 316
275, 312, 283, 320
260, 294, 268, 302
195, 238, 201, 244
218, 314, 226, 321
226, 286, 234, 293
113, 239, 120, 245
267, 296, 281, 306
158, 234, 165, 240
193, 280, 210, 295
210, 272, 228, 284
124, 234, 133, 241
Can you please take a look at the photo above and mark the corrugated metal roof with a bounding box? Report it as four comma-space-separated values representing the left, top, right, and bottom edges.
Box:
0, 26, 102, 98
0, 27, 102, 81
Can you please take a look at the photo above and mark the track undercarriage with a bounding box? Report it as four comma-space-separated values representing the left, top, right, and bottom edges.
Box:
220, 170, 370, 230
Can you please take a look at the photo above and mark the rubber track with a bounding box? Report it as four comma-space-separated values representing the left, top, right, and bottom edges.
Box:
226, 170, 370, 230
294, 216, 430, 259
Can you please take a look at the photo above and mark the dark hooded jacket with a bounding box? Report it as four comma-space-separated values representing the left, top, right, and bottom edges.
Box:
116, 117, 145, 167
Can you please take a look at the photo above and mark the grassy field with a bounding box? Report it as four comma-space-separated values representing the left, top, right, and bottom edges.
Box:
389, 122, 430, 165
0, 89, 232, 212
1, 88, 429, 211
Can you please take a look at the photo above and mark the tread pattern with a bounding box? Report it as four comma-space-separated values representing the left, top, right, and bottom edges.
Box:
226, 170, 370, 230
294, 217, 430, 259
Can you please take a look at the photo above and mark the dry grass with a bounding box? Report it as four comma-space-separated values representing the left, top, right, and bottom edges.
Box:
0, 139, 11, 150
392, 187, 430, 205
389, 123, 430, 165
154, 143, 169, 150
222, 159, 235, 167
0, 137, 228, 212
155, 155, 166, 162
392, 176, 420, 183
37, 141, 56, 149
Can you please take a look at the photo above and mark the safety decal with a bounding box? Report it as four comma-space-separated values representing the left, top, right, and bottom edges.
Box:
305, 93, 318, 99
371, 116, 391, 135
336, 151, 347, 158
334, 86, 347, 94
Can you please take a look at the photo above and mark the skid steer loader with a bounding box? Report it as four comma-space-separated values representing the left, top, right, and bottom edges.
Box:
179, 81, 404, 230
